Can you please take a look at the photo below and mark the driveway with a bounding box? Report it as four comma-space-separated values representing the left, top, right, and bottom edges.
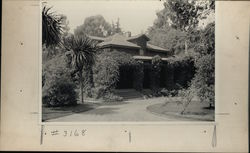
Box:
46, 97, 194, 122
47, 98, 195, 122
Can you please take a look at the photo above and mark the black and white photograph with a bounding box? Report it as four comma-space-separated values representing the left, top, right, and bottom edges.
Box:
42, 0, 215, 122
2, 0, 249, 151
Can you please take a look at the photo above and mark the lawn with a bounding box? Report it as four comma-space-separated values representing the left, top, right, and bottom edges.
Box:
42, 97, 214, 122
146, 97, 215, 121
42, 103, 99, 121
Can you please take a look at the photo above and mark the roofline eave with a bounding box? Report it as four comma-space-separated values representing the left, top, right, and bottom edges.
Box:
99, 44, 141, 50
146, 48, 171, 53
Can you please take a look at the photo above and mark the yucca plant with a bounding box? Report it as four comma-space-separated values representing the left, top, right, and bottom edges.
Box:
42, 6, 63, 47
64, 35, 98, 104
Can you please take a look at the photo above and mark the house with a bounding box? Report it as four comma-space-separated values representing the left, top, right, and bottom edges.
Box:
88, 33, 194, 90
89, 33, 173, 59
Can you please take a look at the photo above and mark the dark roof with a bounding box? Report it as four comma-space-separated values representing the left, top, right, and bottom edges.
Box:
89, 33, 170, 52
98, 33, 140, 49
133, 55, 170, 61
147, 43, 169, 52
88, 35, 105, 42
127, 33, 150, 41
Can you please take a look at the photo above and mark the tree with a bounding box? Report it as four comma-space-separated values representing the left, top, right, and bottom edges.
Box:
161, 0, 214, 53
42, 6, 64, 47
148, 24, 186, 54
64, 34, 98, 104
42, 6, 71, 61
111, 18, 122, 34
60, 14, 70, 36
74, 15, 112, 37
191, 22, 215, 108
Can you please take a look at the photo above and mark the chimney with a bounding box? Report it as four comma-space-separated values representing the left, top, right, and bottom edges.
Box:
125, 31, 131, 37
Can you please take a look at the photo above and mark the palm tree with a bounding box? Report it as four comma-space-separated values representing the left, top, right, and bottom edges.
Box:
64, 35, 97, 104
42, 6, 63, 47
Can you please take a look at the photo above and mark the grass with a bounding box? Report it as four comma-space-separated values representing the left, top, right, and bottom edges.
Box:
42, 103, 99, 121
147, 97, 215, 121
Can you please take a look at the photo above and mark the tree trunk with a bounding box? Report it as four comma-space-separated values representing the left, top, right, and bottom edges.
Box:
181, 98, 192, 115
185, 40, 188, 54
79, 71, 84, 104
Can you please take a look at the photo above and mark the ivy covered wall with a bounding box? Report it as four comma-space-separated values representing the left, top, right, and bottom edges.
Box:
89, 50, 195, 99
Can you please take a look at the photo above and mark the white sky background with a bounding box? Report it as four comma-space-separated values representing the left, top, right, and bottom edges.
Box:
45, 0, 165, 35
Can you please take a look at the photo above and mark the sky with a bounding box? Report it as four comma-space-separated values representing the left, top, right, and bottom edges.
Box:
44, 0, 165, 35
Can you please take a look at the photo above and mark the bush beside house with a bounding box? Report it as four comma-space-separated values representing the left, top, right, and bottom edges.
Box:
42, 53, 78, 107
92, 50, 145, 101
91, 50, 196, 100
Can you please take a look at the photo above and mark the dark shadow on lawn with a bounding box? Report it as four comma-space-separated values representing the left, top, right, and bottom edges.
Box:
42, 103, 98, 121
51, 103, 97, 113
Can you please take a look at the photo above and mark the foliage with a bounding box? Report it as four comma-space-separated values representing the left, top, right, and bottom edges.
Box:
60, 14, 70, 36
93, 50, 139, 98
166, 54, 195, 68
74, 15, 113, 37
194, 22, 215, 56
163, 54, 196, 90
177, 88, 196, 114
191, 22, 215, 107
152, 55, 162, 66
148, 25, 186, 52
42, 6, 64, 47
161, 88, 178, 97
42, 54, 77, 107
64, 34, 97, 72
133, 61, 144, 91
150, 55, 162, 92
103, 93, 123, 102
111, 18, 123, 34
192, 54, 215, 106
64, 34, 98, 103
148, 0, 214, 54
93, 51, 120, 98
43, 78, 77, 107
42, 44, 68, 63
164, 0, 214, 32
165, 0, 198, 31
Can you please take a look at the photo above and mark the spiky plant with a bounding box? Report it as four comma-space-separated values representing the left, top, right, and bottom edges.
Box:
64, 35, 98, 104
42, 6, 63, 47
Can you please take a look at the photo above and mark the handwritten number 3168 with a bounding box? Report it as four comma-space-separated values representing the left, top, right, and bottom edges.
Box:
63, 129, 86, 137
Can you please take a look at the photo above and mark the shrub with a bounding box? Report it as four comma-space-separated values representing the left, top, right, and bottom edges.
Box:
103, 93, 123, 102
191, 22, 215, 107
192, 54, 215, 107
150, 55, 162, 92
43, 78, 77, 107
177, 88, 195, 114
42, 54, 77, 107
160, 88, 179, 97
93, 51, 120, 98
133, 61, 144, 91
93, 50, 139, 98
160, 88, 169, 96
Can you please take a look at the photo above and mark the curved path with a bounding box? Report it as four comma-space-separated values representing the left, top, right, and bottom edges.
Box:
47, 97, 193, 122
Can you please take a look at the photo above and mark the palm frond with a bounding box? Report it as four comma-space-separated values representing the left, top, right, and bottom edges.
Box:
42, 5, 63, 47
64, 35, 98, 72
